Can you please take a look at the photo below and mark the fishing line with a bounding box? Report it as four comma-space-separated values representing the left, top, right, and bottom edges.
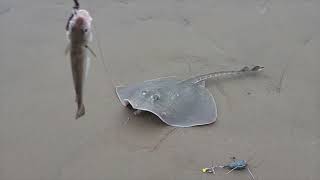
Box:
86, 1, 116, 88
93, 23, 116, 87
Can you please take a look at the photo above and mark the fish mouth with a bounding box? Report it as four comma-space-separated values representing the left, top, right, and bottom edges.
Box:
75, 16, 85, 26
67, 10, 92, 33
74, 17, 90, 32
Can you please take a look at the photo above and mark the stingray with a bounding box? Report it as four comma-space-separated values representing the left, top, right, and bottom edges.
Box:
116, 66, 263, 127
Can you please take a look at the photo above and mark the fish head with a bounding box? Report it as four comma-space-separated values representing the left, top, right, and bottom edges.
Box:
67, 9, 93, 44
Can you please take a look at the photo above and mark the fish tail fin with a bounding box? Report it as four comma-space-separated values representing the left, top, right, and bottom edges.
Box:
75, 104, 85, 119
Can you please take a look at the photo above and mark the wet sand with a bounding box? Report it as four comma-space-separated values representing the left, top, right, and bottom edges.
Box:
0, 0, 319, 180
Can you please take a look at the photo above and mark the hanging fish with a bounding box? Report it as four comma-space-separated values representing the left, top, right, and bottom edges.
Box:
65, 0, 93, 119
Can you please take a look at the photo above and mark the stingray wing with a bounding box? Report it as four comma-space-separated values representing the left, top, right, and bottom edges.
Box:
154, 85, 217, 127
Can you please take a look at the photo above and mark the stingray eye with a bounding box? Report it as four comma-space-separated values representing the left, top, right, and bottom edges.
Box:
141, 90, 147, 96
151, 94, 160, 101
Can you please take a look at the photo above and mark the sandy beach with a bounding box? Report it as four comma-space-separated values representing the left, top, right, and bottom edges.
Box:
0, 0, 319, 179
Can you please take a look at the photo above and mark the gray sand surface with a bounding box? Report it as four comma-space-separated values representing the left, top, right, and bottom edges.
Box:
0, 0, 319, 179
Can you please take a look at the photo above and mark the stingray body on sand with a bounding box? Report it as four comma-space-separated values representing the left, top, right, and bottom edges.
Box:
116, 66, 263, 127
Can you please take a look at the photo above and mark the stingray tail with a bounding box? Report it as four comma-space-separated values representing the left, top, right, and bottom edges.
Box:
75, 103, 85, 119
191, 65, 264, 84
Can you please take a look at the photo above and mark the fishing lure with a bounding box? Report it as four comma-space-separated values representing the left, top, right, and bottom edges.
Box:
202, 157, 255, 180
